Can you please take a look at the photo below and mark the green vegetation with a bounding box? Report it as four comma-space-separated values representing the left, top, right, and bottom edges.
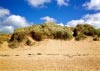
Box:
75, 33, 87, 41
73, 24, 100, 40
8, 22, 73, 48
0, 22, 100, 48
13, 22, 73, 41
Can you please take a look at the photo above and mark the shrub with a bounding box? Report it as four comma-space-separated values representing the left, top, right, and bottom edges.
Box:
11, 22, 73, 42
95, 29, 100, 37
63, 31, 73, 40
73, 24, 84, 37
53, 31, 62, 39
75, 33, 87, 41
83, 24, 96, 36
10, 32, 26, 42
73, 24, 99, 37
40, 22, 73, 40
53, 30, 73, 40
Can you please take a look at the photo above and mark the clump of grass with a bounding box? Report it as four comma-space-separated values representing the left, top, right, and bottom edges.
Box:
9, 22, 73, 48
9, 32, 27, 42
13, 22, 73, 41
73, 24, 96, 37
30, 31, 43, 41
73, 24, 100, 41
41, 22, 73, 40
75, 34, 87, 41
0, 34, 11, 47
9, 22, 100, 48
8, 41, 19, 49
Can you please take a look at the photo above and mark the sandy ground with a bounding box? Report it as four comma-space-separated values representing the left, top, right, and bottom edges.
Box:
0, 38, 100, 71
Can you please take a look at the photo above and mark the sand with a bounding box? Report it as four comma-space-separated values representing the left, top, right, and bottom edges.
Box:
0, 38, 100, 71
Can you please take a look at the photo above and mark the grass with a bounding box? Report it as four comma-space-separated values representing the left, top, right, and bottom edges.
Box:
73, 24, 100, 40
12, 22, 73, 40
1, 22, 100, 48
0, 34, 11, 47
75, 34, 87, 41
8, 22, 74, 48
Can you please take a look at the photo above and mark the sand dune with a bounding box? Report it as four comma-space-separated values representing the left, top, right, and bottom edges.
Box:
0, 38, 100, 71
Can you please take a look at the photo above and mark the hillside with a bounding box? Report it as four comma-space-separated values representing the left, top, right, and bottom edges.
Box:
0, 22, 100, 48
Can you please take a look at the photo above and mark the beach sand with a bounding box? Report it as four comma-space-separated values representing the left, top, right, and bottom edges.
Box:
0, 38, 100, 71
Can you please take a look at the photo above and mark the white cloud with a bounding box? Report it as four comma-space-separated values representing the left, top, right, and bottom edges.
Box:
56, 0, 69, 6
27, 0, 51, 7
83, 0, 100, 10
57, 22, 64, 26
0, 26, 14, 33
83, 13, 100, 28
0, 7, 30, 33
3, 15, 29, 28
0, 8, 10, 18
66, 20, 84, 27
66, 13, 100, 28
41, 16, 56, 22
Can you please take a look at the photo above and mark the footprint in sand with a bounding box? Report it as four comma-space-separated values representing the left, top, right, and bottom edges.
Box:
37, 53, 42, 55
0, 55, 10, 57
15, 55, 19, 56
28, 54, 35, 56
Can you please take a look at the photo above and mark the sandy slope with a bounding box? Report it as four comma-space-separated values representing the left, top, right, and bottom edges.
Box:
0, 38, 100, 71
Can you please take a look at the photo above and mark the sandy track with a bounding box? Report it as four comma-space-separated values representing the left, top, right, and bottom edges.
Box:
0, 56, 100, 71
0, 39, 100, 71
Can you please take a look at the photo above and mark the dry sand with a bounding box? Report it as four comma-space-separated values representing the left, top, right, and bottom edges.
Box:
0, 38, 100, 71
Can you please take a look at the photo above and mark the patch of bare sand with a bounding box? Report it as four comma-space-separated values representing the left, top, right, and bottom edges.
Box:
0, 38, 100, 71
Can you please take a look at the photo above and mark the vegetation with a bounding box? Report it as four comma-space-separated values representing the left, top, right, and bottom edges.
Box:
0, 34, 11, 47
13, 22, 73, 41
0, 22, 100, 48
73, 24, 100, 40
75, 33, 87, 41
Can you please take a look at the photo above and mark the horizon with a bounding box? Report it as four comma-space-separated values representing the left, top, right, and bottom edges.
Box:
0, 0, 100, 33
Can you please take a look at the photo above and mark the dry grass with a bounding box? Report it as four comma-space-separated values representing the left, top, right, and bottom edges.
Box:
0, 23, 100, 48
0, 34, 11, 47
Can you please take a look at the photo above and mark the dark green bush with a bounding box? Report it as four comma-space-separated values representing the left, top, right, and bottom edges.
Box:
73, 24, 99, 37
83, 24, 96, 36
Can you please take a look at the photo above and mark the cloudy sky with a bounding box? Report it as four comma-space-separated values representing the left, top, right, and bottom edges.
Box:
0, 0, 100, 33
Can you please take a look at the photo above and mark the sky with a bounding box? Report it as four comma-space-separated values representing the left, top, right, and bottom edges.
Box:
0, 0, 100, 33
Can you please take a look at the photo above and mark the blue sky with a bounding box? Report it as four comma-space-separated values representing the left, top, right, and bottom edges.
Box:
0, 0, 100, 33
